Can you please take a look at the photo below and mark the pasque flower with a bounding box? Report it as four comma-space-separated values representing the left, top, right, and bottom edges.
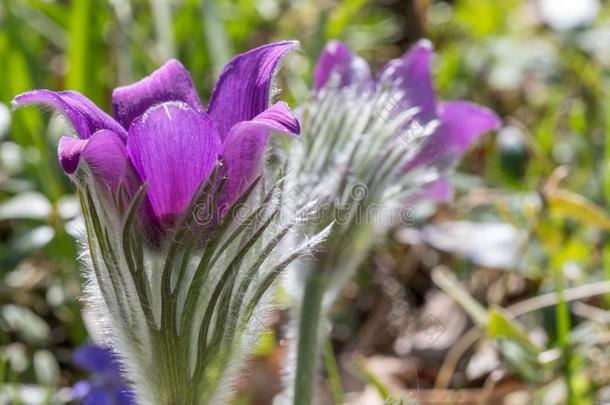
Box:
283, 40, 501, 405
13, 41, 321, 405
14, 41, 300, 241
313, 39, 500, 201
287, 40, 501, 298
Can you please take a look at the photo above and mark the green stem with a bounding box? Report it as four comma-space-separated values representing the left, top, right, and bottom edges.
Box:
67, 0, 91, 93
604, 241, 610, 307
323, 337, 344, 404
154, 330, 194, 405
553, 266, 573, 404
293, 273, 326, 405
149, 0, 175, 60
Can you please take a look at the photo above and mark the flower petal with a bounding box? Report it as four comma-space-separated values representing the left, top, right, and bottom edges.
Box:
59, 131, 132, 191
127, 102, 221, 222
82, 130, 133, 191
12, 90, 126, 139
408, 101, 501, 169
378, 39, 437, 123
112, 59, 202, 130
207, 40, 298, 140
73, 345, 116, 375
83, 388, 114, 405
58, 136, 88, 174
71, 380, 93, 400
61, 91, 128, 138
435, 100, 501, 156
313, 41, 372, 91
221, 102, 299, 206
411, 179, 454, 203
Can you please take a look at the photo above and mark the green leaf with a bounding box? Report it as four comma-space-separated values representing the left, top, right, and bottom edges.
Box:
498, 340, 544, 384
487, 306, 542, 355
200, 0, 232, 75
431, 267, 488, 326
454, 0, 517, 37
67, 0, 91, 93
252, 329, 275, 357
546, 188, 610, 230
354, 356, 390, 401
326, 0, 370, 39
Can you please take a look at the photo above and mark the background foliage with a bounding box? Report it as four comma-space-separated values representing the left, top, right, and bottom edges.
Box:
2, 0, 610, 403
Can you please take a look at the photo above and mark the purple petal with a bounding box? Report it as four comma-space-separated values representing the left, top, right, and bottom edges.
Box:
408, 101, 501, 169
435, 100, 501, 156
127, 101, 221, 222
313, 41, 372, 91
112, 59, 202, 130
378, 39, 437, 123
221, 102, 299, 207
82, 130, 133, 191
58, 131, 132, 191
61, 91, 128, 138
72, 380, 93, 400
58, 136, 88, 174
12, 90, 126, 140
83, 387, 113, 405
73, 345, 116, 375
236, 101, 301, 134
207, 41, 298, 140
411, 179, 454, 203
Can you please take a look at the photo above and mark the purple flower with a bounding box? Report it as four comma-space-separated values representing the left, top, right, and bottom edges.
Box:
314, 40, 501, 200
72, 344, 134, 405
12, 41, 300, 236
13, 42, 319, 404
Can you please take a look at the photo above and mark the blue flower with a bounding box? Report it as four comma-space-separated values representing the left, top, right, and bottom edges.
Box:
72, 345, 134, 405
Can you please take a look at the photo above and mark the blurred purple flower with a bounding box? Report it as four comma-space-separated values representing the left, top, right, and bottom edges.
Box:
72, 344, 134, 405
12, 41, 300, 236
314, 40, 501, 200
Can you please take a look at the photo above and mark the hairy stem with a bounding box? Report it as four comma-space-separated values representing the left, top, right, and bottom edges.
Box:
153, 329, 198, 405
293, 273, 326, 405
